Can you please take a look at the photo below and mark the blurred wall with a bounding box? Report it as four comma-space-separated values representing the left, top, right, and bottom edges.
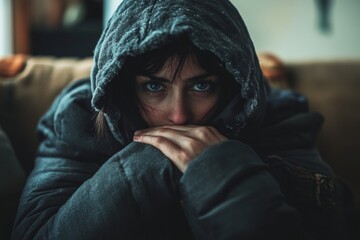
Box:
103, 0, 360, 61
104, 0, 124, 26
231, 0, 360, 61
0, 0, 13, 57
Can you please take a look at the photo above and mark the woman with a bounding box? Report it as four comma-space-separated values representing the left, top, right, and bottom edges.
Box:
13, 0, 352, 239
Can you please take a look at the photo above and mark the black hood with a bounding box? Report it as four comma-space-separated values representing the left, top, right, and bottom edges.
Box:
90, 0, 267, 143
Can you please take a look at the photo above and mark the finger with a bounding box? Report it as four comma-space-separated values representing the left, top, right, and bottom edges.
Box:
134, 126, 188, 135
135, 127, 194, 141
179, 125, 227, 143
135, 131, 206, 163
135, 125, 200, 135
135, 125, 211, 138
158, 125, 225, 139
133, 127, 226, 173
133, 134, 179, 151
134, 128, 199, 150
133, 134, 188, 172
136, 125, 227, 144
204, 126, 228, 142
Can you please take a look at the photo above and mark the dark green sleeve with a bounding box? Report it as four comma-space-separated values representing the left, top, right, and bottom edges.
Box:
179, 140, 306, 240
13, 142, 184, 240
13, 81, 185, 240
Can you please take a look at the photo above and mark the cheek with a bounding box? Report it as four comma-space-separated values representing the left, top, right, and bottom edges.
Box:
137, 99, 167, 127
136, 90, 157, 126
136, 87, 174, 127
192, 95, 220, 121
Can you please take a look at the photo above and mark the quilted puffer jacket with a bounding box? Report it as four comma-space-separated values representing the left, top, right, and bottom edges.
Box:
13, 0, 353, 239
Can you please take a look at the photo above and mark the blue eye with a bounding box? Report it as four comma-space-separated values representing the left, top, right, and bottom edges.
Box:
145, 82, 164, 92
192, 82, 211, 91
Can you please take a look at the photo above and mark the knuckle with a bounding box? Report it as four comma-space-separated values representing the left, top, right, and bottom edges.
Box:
196, 126, 211, 139
178, 151, 192, 164
186, 139, 204, 155
184, 138, 199, 150
154, 136, 165, 145
208, 126, 217, 132
178, 151, 188, 162
183, 138, 193, 147
157, 128, 168, 134
198, 126, 208, 132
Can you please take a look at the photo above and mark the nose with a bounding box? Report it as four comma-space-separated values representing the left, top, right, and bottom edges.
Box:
168, 95, 191, 125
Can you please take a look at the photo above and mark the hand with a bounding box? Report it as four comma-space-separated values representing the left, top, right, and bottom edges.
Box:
133, 125, 228, 173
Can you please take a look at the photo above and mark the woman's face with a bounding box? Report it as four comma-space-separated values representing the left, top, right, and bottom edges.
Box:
135, 55, 221, 127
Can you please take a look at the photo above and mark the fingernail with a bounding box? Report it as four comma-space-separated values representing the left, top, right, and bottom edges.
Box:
133, 135, 140, 141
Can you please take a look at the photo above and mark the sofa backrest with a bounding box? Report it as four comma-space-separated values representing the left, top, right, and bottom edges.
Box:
0, 57, 93, 173
1, 57, 359, 215
286, 61, 360, 212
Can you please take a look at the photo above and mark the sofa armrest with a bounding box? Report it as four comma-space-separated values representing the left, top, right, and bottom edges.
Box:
0, 56, 93, 173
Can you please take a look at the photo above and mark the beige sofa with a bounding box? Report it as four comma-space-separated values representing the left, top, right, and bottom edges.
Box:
0, 57, 359, 238
0, 56, 93, 239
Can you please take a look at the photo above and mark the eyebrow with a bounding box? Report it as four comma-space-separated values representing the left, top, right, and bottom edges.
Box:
141, 73, 215, 83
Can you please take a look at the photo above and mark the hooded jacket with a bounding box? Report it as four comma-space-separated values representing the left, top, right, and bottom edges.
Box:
13, 0, 352, 239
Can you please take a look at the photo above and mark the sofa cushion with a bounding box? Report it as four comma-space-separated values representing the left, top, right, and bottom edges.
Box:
0, 56, 93, 173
